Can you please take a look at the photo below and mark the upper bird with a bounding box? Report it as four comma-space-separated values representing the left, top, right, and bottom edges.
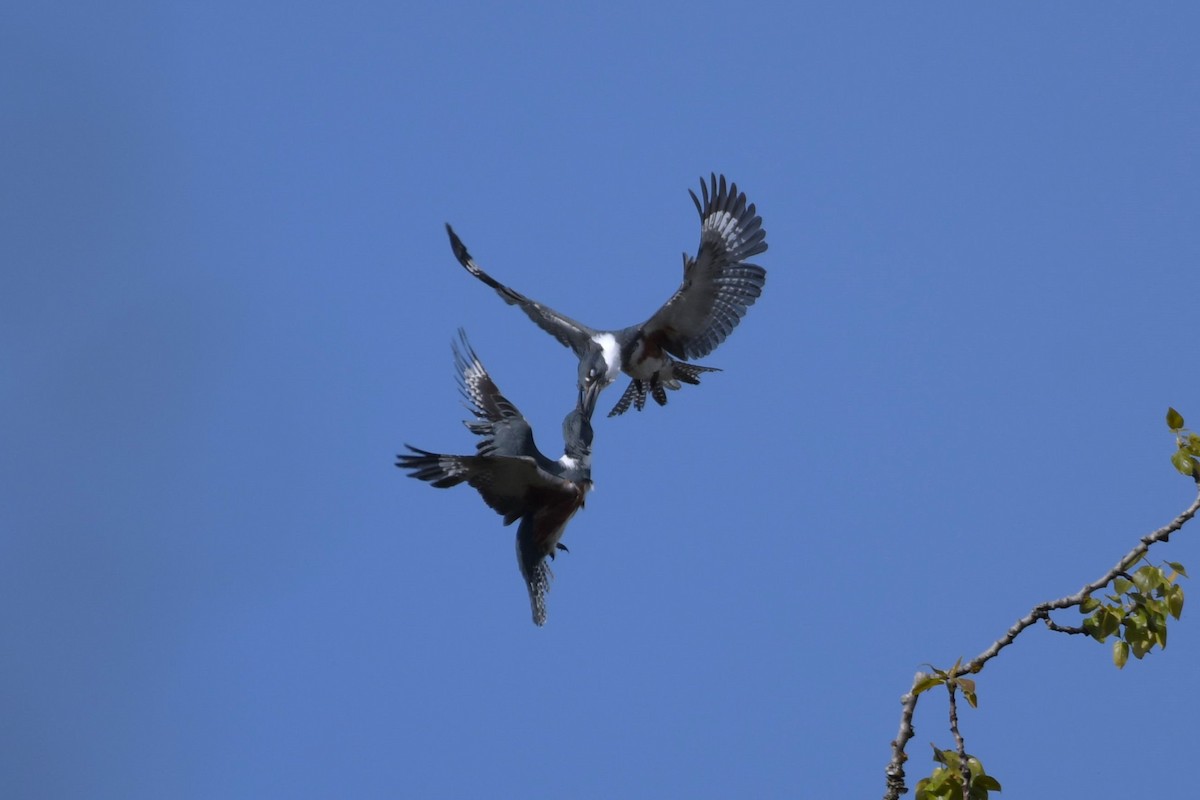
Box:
397, 330, 595, 627
445, 173, 768, 417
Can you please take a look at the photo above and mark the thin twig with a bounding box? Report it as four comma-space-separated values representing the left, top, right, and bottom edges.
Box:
882, 485, 1200, 800
1044, 619, 1087, 635
947, 684, 969, 800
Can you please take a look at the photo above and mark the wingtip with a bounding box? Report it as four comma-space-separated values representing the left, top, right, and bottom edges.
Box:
451, 328, 482, 375
394, 445, 419, 470
445, 223, 469, 261
396, 442, 427, 461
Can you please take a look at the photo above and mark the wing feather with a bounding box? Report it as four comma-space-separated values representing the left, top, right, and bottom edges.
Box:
397, 446, 570, 525
642, 174, 768, 360
450, 330, 540, 460
446, 225, 596, 355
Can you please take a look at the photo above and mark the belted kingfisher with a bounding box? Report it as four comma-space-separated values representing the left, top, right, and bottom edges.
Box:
397, 330, 596, 626
445, 173, 767, 416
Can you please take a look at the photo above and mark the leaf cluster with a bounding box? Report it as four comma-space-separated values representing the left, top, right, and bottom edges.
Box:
914, 746, 1002, 800
1080, 562, 1187, 668
912, 659, 977, 707
1167, 407, 1200, 478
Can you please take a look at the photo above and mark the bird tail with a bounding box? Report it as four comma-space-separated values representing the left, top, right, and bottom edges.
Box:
672, 360, 721, 385
607, 379, 646, 417
395, 445, 468, 488
606, 360, 723, 417
516, 519, 563, 627
526, 561, 553, 627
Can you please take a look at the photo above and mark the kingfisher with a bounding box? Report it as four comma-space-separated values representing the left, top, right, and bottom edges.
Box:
397, 330, 596, 626
445, 173, 767, 417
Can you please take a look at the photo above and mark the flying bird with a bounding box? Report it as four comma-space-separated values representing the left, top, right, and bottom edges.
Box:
445, 173, 767, 417
397, 330, 596, 626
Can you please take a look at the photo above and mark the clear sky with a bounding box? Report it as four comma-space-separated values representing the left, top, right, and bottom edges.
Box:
3, 2, 1198, 797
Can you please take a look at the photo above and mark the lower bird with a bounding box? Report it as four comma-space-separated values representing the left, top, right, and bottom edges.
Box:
445, 173, 767, 416
397, 330, 595, 626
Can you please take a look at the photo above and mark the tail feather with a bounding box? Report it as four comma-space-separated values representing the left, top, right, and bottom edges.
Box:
673, 360, 721, 385
395, 445, 468, 489
607, 358, 723, 416
516, 522, 556, 627
526, 561, 553, 627
651, 374, 668, 407
608, 379, 647, 417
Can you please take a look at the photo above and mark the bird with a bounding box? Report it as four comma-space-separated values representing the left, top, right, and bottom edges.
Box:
397, 330, 596, 626
445, 173, 768, 417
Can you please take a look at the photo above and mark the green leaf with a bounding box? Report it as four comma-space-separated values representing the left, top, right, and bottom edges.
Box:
1080, 596, 1100, 613
1084, 608, 1119, 641
916, 772, 954, 800
925, 770, 949, 791
1101, 607, 1122, 638
1130, 633, 1153, 658
958, 678, 978, 708
1189, 432, 1200, 453
1113, 577, 1133, 595
1168, 585, 1184, 619
1114, 640, 1129, 669
1167, 561, 1189, 579
975, 775, 1003, 791
1167, 407, 1185, 431
1172, 450, 1196, 476
913, 673, 945, 695
1133, 566, 1162, 593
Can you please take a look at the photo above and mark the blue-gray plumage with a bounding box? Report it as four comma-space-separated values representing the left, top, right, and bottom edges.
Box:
397, 330, 595, 626
445, 173, 768, 416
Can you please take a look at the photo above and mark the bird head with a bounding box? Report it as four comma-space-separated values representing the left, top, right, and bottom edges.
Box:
562, 407, 594, 467
577, 350, 610, 419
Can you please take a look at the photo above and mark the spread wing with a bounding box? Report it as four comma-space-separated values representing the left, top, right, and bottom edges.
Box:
640, 174, 767, 360
452, 329, 541, 460
446, 224, 596, 356
396, 447, 572, 526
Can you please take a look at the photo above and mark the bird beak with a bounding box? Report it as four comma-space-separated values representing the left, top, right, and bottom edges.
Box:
579, 380, 601, 419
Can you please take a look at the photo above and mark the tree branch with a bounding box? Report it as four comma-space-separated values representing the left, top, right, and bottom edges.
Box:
882, 484, 1200, 800
884, 686, 919, 800
961, 486, 1200, 675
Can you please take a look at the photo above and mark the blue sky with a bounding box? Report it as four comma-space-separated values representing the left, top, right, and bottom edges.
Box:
4, 2, 1198, 797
